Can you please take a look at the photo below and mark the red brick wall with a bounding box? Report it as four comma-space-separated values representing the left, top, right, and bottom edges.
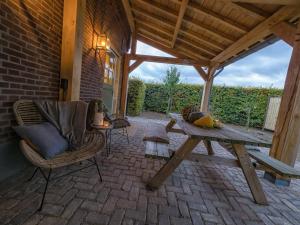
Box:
80, 0, 130, 102
0, 0, 63, 143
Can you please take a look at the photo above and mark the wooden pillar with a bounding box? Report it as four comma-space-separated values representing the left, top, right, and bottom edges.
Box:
120, 54, 130, 114
200, 67, 216, 112
59, 0, 86, 101
131, 32, 137, 55
267, 22, 300, 185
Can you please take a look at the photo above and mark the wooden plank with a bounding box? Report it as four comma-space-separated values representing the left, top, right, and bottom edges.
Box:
200, 67, 216, 112
145, 141, 156, 157
248, 150, 300, 178
232, 144, 268, 205
129, 59, 143, 73
271, 22, 296, 47
213, 6, 300, 63
171, 0, 189, 48
230, 0, 300, 5
129, 54, 210, 66
188, 1, 249, 33
157, 143, 170, 159
131, 32, 137, 54
122, 0, 135, 32
60, 0, 86, 101
270, 22, 300, 167
185, 152, 240, 168
147, 138, 201, 189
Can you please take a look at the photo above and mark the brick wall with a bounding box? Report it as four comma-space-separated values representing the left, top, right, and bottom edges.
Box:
80, 0, 130, 102
0, 0, 63, 143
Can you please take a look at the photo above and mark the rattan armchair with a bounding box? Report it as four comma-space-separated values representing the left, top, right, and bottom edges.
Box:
13, 100, 105, 211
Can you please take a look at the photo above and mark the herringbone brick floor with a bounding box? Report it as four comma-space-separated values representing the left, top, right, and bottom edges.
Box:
1, 117, 300, 225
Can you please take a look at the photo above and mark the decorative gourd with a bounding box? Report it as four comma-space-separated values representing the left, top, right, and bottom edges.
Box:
193, 115, 214, 128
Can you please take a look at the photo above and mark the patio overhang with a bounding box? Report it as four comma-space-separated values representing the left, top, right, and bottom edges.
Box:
120, 0, 300, 182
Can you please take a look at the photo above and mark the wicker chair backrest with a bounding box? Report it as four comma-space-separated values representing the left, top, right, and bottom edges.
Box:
13, 100, 46, 126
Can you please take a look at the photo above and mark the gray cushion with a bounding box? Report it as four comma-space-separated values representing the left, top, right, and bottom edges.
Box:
143, 123, 169, 144
13, 122, 68, 159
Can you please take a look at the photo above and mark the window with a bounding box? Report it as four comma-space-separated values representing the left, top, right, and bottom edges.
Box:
104, 52, 116, 85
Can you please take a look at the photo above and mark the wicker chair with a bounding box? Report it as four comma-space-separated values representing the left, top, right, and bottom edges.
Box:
13, 100, 105, 211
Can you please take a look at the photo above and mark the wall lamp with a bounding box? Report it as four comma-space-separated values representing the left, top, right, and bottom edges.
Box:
94, 33, 111, 53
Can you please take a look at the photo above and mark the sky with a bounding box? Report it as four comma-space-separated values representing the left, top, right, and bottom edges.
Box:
130, 40, 292, 89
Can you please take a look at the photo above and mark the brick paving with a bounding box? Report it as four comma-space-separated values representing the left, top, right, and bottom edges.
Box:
1, 117, 300, 225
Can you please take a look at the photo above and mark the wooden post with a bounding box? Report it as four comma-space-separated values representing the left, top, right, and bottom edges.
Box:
131, 32, 137, 55
59, 0, 85, 101
268, 22, 300, 185
200, 77, 213, 112
120, 54, 130, 114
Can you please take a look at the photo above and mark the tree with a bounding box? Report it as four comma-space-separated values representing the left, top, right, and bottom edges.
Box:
163, 66, 180, 113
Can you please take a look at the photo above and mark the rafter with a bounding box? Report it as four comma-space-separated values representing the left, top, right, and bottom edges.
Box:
171, 0, 189, 48
135, 0, 177, 19
213, 6, 300, 63
176, 37, 217, 57
136, 20, 173, 37
122, 0, 135, 32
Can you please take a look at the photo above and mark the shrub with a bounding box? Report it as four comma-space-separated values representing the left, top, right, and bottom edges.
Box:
126, 79, 146, 116
143, 83, 282, 128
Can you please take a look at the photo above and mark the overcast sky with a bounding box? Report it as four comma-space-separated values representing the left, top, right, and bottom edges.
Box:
130, 40, 292, 89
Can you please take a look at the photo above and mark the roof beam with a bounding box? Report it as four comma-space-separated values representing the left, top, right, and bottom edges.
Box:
122, 0, 135, 32
230, 0, 300, 5
171, 0, 189, 48
213, 6, 300, 63
188, 2, 249, 33
129, 54, 210, 66
135, 0, 177, 19
271, 22, 296, 47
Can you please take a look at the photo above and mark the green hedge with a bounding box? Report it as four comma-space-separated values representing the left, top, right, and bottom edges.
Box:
143, 83, 282, 128
126, 79, 146, 116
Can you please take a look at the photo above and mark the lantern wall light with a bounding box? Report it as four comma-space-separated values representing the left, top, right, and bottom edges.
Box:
94, 33, 111, 53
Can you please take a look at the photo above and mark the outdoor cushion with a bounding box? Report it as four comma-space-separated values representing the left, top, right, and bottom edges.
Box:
143, 123, 169, 144
188, 112, 204, 123
13, 122, 68, 159
193, 115, 214, 128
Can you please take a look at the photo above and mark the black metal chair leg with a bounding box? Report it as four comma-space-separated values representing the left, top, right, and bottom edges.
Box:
125, 127, 130, 144
94, 157, 102, 182
27, 168, 38, 181
38, 169, 52, 211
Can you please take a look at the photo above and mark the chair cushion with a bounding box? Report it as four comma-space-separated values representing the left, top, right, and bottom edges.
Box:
14, 122, 68, 159
143, 123, 169, 144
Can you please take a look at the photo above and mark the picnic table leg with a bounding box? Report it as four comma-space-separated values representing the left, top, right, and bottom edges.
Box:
203, 140, 214, 155
232, 144, 268, 205
165, 119, 176, 132
147, 137, 200, 189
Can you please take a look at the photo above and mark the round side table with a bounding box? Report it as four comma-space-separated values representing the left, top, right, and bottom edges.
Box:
91, 123, 113, 156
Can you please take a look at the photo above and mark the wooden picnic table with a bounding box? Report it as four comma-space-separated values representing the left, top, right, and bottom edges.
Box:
147, 113, 272, 205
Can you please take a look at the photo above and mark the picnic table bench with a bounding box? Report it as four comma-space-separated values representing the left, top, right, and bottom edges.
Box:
147, 113, 273, 205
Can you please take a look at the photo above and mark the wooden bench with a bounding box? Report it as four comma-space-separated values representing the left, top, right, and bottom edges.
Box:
143, 123, 170, 160
248, 149, 300, 179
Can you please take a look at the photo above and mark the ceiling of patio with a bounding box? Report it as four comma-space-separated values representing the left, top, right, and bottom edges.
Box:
125, 0, 300, 67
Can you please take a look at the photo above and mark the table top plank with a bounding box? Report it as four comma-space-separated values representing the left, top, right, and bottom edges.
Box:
169, 113, 272, 148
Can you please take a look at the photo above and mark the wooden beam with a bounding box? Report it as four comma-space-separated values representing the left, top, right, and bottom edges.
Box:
271, 22, 296, 47
177, 37, 218, 57
131, 32, 137, 54
230, 0, 300, 5
188, 1, 249, 33
136, 0, 177, 20
129, 60, 143, 73
270, 22, 300, 167
60, 0, 85, 101
120, 54, 130, 114
194, 66, 208, 81
136, 20, 173, 37
122, 0, 135, 32
129, 54, 210, 66
200, 67, 217, 112
171, 0, 189, 48
213, 6, 300, 64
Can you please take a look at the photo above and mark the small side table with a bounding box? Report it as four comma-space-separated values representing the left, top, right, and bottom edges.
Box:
91, 123, 113, 156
